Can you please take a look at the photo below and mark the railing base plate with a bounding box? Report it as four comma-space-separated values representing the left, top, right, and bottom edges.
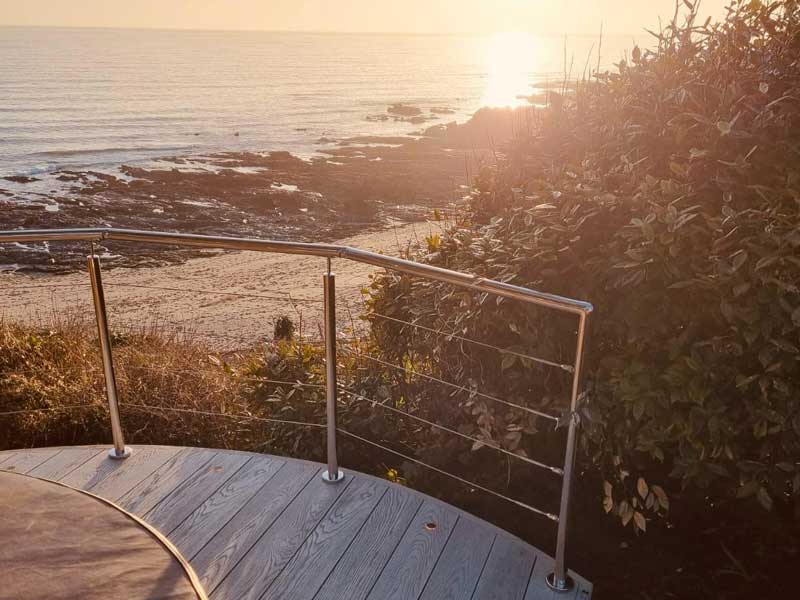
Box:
321, 469, 344, 483
546, 572, 575, 593
108, 447, 132, 460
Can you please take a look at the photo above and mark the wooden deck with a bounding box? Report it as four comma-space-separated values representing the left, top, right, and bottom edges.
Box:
0, 445, 591, 600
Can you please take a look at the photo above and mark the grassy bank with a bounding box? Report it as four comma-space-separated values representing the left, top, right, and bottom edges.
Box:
0, 318, 256, 450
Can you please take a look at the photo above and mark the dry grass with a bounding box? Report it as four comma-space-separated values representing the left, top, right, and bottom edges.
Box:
0, 315, 266, 451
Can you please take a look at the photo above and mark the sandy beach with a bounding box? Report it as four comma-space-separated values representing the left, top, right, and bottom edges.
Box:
0, 221, 435, 348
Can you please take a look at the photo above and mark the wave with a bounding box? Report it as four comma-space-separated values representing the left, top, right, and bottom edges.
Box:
9, 163, 59, 177
29, 145, 194, 158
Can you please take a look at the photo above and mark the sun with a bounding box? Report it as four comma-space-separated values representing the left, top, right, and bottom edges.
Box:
480, 31, 541, 108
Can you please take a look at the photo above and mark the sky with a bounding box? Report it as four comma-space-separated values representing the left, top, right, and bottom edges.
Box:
0, 0, 731, 35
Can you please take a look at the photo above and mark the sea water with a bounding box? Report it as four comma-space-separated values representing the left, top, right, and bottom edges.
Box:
0, 27, 638, 179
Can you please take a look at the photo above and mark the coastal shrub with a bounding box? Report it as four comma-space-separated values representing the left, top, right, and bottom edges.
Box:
366, 0, 800, 530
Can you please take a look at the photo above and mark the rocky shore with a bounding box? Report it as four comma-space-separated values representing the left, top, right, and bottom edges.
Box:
0, 107, 529, 273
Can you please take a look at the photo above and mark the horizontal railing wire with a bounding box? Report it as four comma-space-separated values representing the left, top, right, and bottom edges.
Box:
125, 367, 326, 390
0, 404, 99, 417
340, 347, 559, 423
104, 320, 358, 348
339, 386, 563, 475
370, 311, 574, 373
2, 367, 326, 393
3, 284, 87, 290
108, 321, 259, 346
4, 281, 322, 304
105, 282, 323, 304
119, 402, 327, 430
335, 427, 559, 521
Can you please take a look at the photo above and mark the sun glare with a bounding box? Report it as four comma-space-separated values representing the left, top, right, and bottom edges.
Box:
480, 32, 540, 108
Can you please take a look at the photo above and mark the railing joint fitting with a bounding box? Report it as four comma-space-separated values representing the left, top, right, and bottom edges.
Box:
556, 410, 581, 429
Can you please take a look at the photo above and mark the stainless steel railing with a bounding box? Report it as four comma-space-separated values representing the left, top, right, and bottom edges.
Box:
87, 253, 130, 459
0, 226, 592, 592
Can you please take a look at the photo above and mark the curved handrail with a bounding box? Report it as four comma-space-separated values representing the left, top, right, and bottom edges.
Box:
0, 227, 593, 315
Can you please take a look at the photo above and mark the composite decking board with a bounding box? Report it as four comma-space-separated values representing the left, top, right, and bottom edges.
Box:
59, 445, 180, 497
90, 446, 186, 501
365, 499, 460, 600
262, 476, 388, 600
0, 446, 591, 599
191, 461, 318, 592
27, 447, 107, 481
144, 451, 251, 534
0, 448, 62, 474
313, 486, 424, 600
210, 472, 353, 600
0, 452, 17, 467
471, 535, 537, 600
418, 517, 496, 600
118, 448, 218, 515
168, 454, 286, 560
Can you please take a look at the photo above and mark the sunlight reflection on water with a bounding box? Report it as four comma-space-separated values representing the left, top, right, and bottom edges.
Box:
481, 32, 543, 107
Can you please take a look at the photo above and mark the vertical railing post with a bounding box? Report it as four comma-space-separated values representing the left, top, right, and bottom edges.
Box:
548, 310, 590, 592
87, 253, 131, 459
321, 258, 344, 483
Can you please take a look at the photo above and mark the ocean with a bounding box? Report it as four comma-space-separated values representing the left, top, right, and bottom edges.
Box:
0, 27, 638, 178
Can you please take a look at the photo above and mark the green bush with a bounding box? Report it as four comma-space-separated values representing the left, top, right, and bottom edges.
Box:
367, 0, 800, 530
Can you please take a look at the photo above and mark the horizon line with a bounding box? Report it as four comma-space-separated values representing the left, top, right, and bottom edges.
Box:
0, 23, 639, 38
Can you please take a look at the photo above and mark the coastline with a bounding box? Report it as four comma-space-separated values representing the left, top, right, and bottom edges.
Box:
0, 107, 526, 273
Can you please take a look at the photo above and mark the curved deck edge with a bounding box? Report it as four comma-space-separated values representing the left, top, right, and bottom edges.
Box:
0, 445, 592, 599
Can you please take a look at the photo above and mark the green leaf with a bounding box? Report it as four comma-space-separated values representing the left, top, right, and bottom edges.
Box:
755, 256, 779, 271
736, 480, 759, 498
633, 511, 647, 532
501, 354, 516, 370
733, 282, 750, 297
735, 374, 759, 388
637, 477, 649, 499
756, 487, 773, 511
720, 301, 736, 323
652, 485, 669, 510
620, 501, 633, 526
668, 280, 696, 289
731, 251, 748, 271
669, 162, 687, 178
633, 401, 645, 420
717, 120, 732, 136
